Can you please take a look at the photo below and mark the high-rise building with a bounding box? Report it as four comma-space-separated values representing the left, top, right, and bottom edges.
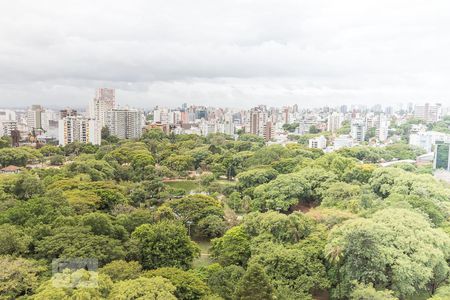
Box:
26, 105, 48, 131
60, 108, 77, 119
0, 109, 16, 122
263, 121, 274, 141
58, 116, 101, 146
153, 108, 169, 124
248, 107, 268, 136
1, 121, 18, 137
375, 114, 389, 141
89, 88, 116, 127
351, 119, 366, 142
414, 103, 442, 123
327, 112, 343, 133
106, 108, 143, 139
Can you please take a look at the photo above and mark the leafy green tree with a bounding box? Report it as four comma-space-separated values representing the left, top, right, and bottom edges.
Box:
0, 190, 73, 227
39, 144, 62, 156
326, 208, 450, 298
234, 263, 274, 300
252, 173, 311, 211
0, 255, 45, 299
109, 276, 176, 299
100, 260, 142, 282
430, 285, 450, 300
145, 267, 211, 300
250, 233, 329, 297
115, 209, 155, 233
309, 125, 320, 134
0, 148, 35, 167
130, 221, 199, 270
197, 215, 226, 238
33, 269, 112, 299
237, 167, 278, 189
0, 224, 31, 255
206, 265, 245, 300
81, 212, 116, 237
295, 167, 337, 204
163, 194, 225, 238
0, 136, 10, 149
12, 172, 44, 200
162, 154, 194, 173
350, 283, 398, 300
242, 211, 315, 244
49, 154, 65, 166
211, 226, 251, 267
321, 182, 363, 212
35, 226, 125, 265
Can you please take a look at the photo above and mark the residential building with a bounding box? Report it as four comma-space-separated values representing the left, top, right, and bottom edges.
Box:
58, 116, 101, 146
351, 119, 366, 142
106, 108, 143, 139
89, 88, 116, 127
248, 107, 268, 136
26, 105, 48, 131
0, 109, 16, 122
263, 121, 274, 141
309, 135, 327, 149
60, 108, 77, 119
327, 112, 343, 133
409, 131, 450, 153
374, 114, 389, 141
414, 103, 442, 123
1, 121, 18, 137
334, 135, 353, 150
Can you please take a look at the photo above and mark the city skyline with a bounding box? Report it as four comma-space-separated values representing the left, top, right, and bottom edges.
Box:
2, 1, 450, 108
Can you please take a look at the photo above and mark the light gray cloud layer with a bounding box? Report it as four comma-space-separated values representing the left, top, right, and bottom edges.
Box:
1, 0, 450, 108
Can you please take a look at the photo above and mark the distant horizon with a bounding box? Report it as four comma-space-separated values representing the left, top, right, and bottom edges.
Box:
0, 89, 440, 111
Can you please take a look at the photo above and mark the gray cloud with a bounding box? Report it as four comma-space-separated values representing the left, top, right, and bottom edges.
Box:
0, 0, 450, 108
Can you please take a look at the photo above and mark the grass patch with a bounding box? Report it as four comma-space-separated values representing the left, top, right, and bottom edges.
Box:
165, 180, 201, 192
192, 239, 213, 268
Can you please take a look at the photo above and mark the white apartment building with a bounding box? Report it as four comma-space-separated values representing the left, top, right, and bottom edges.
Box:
414, 103, 442, 123
89, 88, 116, 127
334, 135, 353, 150
26, 105, 48, 131
327, 112, 343, 133
153, 108, 169, 124
374, 114, 389, 142
0, 109, 16, 122
409, 131, 450, 153
351, 119, 366, 142
1, 121, 18, 137
309, 135, 327, 149
58, 116, 101, 146
106, 108, 143, 139
168, 111, 181, 125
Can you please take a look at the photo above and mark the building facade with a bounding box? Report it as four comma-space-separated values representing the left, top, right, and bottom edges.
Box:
414, 103, 442, 123
58, 116, 101, 146
89, 88, 116, 127
106, 108, 143, 139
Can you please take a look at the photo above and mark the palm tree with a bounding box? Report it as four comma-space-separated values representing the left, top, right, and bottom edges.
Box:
325, 244, 344, 299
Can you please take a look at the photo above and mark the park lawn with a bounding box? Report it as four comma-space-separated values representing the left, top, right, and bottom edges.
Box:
192, 239, 213, 268
165, 180, 201, 192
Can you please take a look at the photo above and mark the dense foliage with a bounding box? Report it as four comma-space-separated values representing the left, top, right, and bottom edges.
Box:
0, 129, 447, 299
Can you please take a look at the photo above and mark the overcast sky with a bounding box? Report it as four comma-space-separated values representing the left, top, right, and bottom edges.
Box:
1, 0, 450, 109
